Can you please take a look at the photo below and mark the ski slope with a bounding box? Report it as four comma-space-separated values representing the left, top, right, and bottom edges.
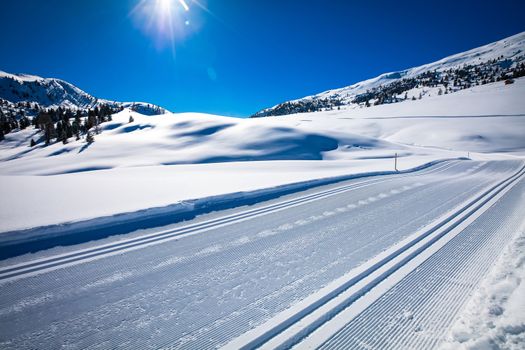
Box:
0, 159, 523, 349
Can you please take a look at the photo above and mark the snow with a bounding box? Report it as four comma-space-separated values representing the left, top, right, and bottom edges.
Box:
0, 71, 43, 83
0, 70, 97, 109
260, 78, 525, 154
0, 160, 523, 349
332, 77, 525, 118
0, 70, 168, 114
0, 31, 524, 350
0, 160, 411, 233
441, 222, 525, 350
0, 78, 524, 234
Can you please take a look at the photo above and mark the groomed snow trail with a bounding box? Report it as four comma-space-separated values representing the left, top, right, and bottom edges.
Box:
227, 160, 525, 350
313, 166, 525, 349
0, 160, 523, 349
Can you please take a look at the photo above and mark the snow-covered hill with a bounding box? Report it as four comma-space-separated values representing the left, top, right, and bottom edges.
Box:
1, 77, 523, 177
254, 31, 525, 117
0, 70, 168, 115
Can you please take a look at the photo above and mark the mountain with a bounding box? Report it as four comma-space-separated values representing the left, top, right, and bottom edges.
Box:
253, 31, 525, 117
0, 70, 169, 116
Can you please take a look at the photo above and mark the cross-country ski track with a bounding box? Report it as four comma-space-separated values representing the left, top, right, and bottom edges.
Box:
0, 159, 524, 349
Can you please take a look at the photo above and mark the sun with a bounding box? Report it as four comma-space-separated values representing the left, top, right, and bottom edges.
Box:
131, 0, 194, 53
158, 0, 172, 11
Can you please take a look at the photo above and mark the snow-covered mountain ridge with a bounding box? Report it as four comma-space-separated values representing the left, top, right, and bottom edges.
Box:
0, 70, 168, 116
253, 31, 525, 117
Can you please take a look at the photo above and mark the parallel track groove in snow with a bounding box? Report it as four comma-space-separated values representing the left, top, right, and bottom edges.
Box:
224, 162, 524, 350
175, 166, 501, 349
319, 179, 524, 350
324, 211, 498, 349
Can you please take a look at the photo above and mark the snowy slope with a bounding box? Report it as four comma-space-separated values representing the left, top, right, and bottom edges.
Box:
267, 78, 525, 154
254, 31, 525, 117
0, 70, 168, 115
0, 109, 402, 175
3, 77, 523, 176
317, 31, 525, 100
0, 33, 524, 237
0, 78, 523, 233
0, 71, 97, 109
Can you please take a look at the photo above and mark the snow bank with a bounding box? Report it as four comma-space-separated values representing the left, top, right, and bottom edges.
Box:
441, 222, 525, 350
0, 157, 455, 238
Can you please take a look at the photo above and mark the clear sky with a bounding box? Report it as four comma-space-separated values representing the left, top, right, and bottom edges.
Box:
1, 0, 524, 117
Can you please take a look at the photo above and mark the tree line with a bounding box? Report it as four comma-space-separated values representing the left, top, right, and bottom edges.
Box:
0, 102, 123, 145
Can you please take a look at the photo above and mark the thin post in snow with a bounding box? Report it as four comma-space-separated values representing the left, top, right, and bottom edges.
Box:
395, 152, 398, 172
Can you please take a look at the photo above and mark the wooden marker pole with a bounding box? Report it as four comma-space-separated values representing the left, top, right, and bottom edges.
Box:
395, 153, 398, 172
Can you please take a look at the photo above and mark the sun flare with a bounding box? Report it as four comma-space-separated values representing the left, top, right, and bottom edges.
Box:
131, 0, 199, 53
178, 0, 190, 11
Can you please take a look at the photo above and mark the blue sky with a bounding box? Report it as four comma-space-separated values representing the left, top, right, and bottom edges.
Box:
1, 0, 524, 117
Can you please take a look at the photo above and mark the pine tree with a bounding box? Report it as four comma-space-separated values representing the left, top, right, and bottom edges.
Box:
129, 115, 134, 123
56, 121, 63, 142
30, 138, 36, 147
43, 120, 54, 145
86, 131, 94, 144
0, 129, 4, 142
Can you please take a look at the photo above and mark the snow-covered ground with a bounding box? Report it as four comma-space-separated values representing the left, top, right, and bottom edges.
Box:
441, 221, 525, 350
0, 78, 524, 236
0, 78, 524, 235
0, 160, 523, 349
1, 46, 525, 350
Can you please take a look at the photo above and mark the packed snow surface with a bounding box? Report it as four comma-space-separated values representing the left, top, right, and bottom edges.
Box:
0, 160, 523, 349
